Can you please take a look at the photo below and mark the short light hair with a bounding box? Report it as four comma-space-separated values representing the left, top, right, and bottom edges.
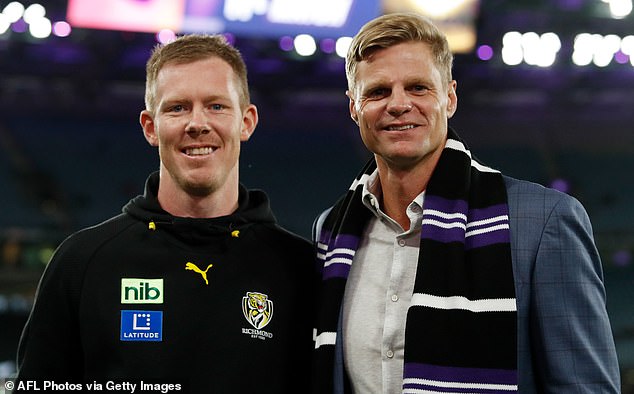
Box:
346, 13, 454, 94
144, 34, 250, 113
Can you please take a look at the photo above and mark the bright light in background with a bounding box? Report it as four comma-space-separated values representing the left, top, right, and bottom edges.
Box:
614, 50, 629, 64
387, 0, 478, 53
320, 38, 336, 54
335, 36, 352, 58
477, 45, 494, 61
268, 0, 353, 27
595, 34, 621, 67
502, 32, 525, 66
29, 16, 51, 38
601, 0, 633, 18
0, 1, 69, 39
23, 3, 45, 24
279, 35, 294, 51
224, 0, 268, 22
623, 35, 634, 65
502, 31, 561, 67
622, 35, 634, 52
294, 34, 316, 56
3, 1, 25, 23
538, 32, 561, 67
0, 13, 10, 34
410, 0, 474, 19
573, 33, 631, 67
156, 29, 176, 44
52, 21, 71, 37
550, 178, 571, 194
573, 33, 599, 66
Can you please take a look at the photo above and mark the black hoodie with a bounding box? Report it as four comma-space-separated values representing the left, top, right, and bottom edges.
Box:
17, 172, 314, 393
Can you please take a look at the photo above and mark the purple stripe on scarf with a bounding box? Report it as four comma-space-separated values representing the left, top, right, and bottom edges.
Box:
465, 204, 510, 250
425, 195, 468, 214
318, 230, 332, 245
421, 226, 466, 244
404, 363, 517, 386
402, 382, 510, 394
320, 233, 360, 280
468, 203, 509, 222
323, 263, 351, 280
421, 195, 468, 244
332, 234, 361, 250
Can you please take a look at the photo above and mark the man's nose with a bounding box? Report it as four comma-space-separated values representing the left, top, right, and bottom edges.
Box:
185, 107, 210, 137
386, 90, 413, 116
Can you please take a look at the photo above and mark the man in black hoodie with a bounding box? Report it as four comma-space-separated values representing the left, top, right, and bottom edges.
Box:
16, 34, 313, 393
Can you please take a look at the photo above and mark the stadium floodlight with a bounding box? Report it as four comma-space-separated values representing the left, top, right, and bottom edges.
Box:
502, 31, 523, 66
607, 0, 632, 18
23, 3, 45, 24
0, 13, 10, 34
28, 15, 51, 38
2, 1, 25, 23
573, 33, 600, 66
335, 36, 352, 58
501, 31, 560, 67
621, 35, 634, 55
294, 34, 317, 56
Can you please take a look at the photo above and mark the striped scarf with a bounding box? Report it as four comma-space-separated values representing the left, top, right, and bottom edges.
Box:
312, 128, 518, 393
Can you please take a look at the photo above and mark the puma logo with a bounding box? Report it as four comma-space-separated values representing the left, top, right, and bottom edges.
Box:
185, 262, 213, 285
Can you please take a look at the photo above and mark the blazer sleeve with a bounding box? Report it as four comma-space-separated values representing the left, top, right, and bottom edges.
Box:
529, 191, 620, 393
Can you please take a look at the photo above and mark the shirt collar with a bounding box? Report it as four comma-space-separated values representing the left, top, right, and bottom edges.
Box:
361, 169, 426, 220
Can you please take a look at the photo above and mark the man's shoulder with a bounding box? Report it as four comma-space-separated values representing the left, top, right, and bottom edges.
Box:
503, 175, 579, 208
502, 175, 590, 228
253, 223, 313, 254
55, 213, 137, 261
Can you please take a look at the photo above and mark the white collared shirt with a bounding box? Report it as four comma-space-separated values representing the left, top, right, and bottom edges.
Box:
342, 169, 425, 393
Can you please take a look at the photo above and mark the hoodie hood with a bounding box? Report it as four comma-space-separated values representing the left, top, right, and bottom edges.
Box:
123, 172, 276, 245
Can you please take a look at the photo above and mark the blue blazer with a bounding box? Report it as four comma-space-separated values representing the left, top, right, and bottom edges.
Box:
324, 176, 621, 393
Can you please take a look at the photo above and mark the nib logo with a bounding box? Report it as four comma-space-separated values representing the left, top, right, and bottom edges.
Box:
121, 278, 163, 304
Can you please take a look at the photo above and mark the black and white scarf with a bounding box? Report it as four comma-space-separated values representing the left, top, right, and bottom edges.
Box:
312, 128, 518, 393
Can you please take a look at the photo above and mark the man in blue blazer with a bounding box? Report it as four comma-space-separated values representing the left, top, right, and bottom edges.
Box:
311, 13, 620, 393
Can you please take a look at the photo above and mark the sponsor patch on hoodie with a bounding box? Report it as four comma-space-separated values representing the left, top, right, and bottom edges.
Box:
120, 310, 163, 341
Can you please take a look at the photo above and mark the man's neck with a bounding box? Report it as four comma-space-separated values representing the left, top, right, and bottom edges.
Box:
157, 177, 239, 219
375, 154, 439, 230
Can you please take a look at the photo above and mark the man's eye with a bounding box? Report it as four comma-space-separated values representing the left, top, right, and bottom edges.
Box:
211, 104, 224, 110
369, 88, 387, 97
412, 85, 429, 93
170, 105, 184, 112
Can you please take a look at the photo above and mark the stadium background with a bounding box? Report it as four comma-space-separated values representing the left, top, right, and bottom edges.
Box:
0, 0, 633, 391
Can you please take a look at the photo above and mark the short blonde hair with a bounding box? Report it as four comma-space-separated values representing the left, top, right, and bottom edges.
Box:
144, 34, 250, 113
346, 13, 454, 94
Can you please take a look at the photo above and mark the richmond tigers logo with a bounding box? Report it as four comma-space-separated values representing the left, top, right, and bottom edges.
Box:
242, 292, 273, 329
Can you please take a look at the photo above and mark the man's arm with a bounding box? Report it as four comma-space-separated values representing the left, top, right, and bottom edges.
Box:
531, 194, 620, 393
17, 237, 86, 382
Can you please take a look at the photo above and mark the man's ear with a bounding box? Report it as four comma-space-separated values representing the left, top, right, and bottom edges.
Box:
240, 104, 258, 142
346, 90, 359, 125
446, 80, 458, 119
140, 110, 158, 146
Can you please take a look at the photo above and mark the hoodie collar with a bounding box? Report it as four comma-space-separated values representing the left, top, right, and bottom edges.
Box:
123, 172, 276, 240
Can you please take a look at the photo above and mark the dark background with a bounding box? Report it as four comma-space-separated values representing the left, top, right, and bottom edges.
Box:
1, 0, 633, 390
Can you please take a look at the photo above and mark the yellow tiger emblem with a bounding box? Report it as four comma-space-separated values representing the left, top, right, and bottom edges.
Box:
242, 292, 273, 329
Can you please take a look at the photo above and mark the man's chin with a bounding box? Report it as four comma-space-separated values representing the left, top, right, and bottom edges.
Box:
181, 180, 217, 197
